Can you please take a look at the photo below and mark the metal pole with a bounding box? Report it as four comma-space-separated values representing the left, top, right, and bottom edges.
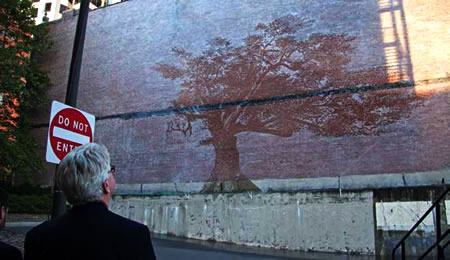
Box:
50, 165, 66, 218
51, 0, 90, 219
435, 203, 443, 259
401, 242, 405, 260
66, 0, 90, 107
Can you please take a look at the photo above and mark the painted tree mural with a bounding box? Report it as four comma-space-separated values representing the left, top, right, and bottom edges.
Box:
154, 15, 423, 190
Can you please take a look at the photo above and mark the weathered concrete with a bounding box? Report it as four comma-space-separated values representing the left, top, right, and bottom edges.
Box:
111, 185, 450, 255
374, 199, 450, 256
372, 186, 449, 256
110, 191, 375, 254
376, 201, 435, 232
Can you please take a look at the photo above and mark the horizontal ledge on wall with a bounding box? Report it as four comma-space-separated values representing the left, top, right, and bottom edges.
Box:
30, 76, 450, 128
115, 169, 449, 196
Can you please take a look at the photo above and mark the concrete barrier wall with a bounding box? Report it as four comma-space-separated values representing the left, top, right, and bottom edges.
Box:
111, 187, 449, 255
110, 190, 376, 254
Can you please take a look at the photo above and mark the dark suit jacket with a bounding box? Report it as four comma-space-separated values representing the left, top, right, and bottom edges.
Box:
0, 240, 23, 260
24, 202, 156, 260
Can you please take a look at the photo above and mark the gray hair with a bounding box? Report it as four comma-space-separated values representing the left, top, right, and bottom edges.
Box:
56, 143, 111, 205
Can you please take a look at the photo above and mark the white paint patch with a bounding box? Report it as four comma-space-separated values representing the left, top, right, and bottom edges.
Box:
376, 201, 434, 232
144, 208, 150, 226
174, 206, 179, 226
352, 93, 363, 103
446, 200, 450, 221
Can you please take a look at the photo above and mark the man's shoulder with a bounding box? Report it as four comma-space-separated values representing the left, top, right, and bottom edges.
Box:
0, 240, 22, 259
26, 215, 66, 238
0, 240, 21, 252
106, 210, 148, 230
27, 210, 147, 233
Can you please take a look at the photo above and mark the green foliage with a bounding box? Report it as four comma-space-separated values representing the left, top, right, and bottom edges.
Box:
8, 193, 52, 214
2, 182, 52, 214
4, 181, 51, 195
0, 0, 52, 183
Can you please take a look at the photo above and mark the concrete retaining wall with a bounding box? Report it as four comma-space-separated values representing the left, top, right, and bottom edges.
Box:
110, 191, 376, 254
111, 186, 450, 255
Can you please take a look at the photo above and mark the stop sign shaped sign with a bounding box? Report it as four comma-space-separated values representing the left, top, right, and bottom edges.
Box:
46, 101, 95, 164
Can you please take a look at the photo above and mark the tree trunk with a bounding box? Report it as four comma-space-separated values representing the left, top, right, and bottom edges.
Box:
210, 132, 241, 181
202, 130, 260, 193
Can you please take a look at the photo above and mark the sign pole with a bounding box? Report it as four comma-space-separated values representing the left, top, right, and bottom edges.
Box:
66, 0, 90, 107
51, 0, 91, 219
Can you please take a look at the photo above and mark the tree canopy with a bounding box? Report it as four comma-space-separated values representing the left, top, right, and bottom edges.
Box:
0, 0, 51, 184
155, 15, 423, 187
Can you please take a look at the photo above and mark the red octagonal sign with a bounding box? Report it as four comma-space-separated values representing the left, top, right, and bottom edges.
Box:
46, 101, 95, 164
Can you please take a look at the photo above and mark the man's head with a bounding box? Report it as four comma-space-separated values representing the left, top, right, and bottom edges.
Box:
0, 188, 8, 230
57, 143, 116, 206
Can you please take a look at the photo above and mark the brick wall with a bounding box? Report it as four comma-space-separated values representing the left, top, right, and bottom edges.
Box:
32, 0, 450, 188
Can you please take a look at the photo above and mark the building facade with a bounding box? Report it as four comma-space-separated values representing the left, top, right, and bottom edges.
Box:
32, 0, 122, 24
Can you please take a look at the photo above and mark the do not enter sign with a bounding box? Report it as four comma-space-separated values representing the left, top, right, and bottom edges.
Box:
46, 101, 95, 164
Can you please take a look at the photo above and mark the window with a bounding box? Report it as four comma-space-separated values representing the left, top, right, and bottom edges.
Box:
31, 7, 38, 17
45, 3, 52, 12
91, 0, 102, 7
60, 4, 68, 13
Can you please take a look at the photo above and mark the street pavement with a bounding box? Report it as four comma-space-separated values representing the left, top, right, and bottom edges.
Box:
2, 222, 375, 260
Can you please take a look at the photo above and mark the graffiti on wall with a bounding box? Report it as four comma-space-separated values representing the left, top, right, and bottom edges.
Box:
153, 16, 425, 190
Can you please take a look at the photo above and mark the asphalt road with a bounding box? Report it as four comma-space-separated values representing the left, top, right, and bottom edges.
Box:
4, 223, 374, 260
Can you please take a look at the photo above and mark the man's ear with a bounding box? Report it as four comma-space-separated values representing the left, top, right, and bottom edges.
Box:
102, 180, 110, 195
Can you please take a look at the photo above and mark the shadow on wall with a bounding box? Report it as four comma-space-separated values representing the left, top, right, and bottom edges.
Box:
377, 0, 413, 83
153, 14, 426, 192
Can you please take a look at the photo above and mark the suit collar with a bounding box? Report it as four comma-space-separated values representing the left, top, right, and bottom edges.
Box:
71, 201, 108, 213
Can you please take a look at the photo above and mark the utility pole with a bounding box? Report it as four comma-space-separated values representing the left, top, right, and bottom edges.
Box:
51, 0, 91, 219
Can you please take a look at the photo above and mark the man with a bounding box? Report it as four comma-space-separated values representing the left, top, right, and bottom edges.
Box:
0, 188, 23, 260
24, 143, 157, 260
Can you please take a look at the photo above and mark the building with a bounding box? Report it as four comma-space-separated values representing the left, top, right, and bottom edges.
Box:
32, 0, 122, 24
